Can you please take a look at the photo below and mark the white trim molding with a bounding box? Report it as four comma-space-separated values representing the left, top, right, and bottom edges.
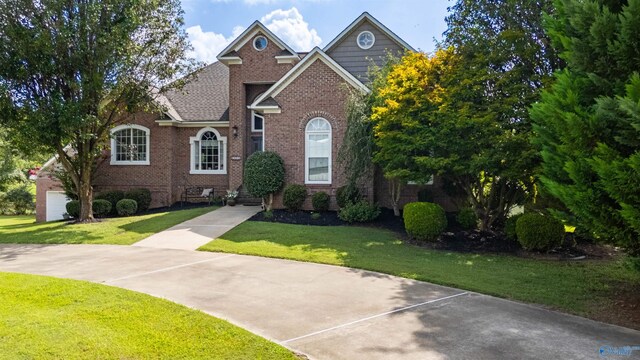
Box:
156, 120, 229, 127
189, 127, 227, 175
248, 47, 370, 111
305, 117, 332, 185
110, 124, 150, 166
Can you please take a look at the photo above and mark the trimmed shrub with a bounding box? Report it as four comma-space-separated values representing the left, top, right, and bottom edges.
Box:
263, 210, 274, 219
95, 190, 125, 214
125, 188, 151, 212
311, 191, 330, 212
5, 186, 34, 214
116, 199, 138, 217
456, 208, 477, 230
403, 202, 447, 242
336, 183, 361, 208
311, 212, 322, 220
283, 184, 306, 211
92, 199, 112, 218
338, 200, 380, 223
66, 200, 80, 218
504, 213, 523, 241
243, 151, 285, 210
515, 213, 564, 251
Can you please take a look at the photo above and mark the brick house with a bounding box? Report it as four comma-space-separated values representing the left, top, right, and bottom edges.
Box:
36, 12, 457, 222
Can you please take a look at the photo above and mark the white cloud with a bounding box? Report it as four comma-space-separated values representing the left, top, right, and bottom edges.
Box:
186, 7, 320, 63
186, 25, 245, 64
244, 0, 278, 4
261, 7, 321, 51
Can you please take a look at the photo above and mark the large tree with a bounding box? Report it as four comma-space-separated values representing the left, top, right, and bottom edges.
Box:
422, 0, 558, 229
0, 0, 197, 221
530, 0, 640, 254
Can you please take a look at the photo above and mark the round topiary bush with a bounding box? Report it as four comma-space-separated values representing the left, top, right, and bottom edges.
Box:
66, 200, 80, 218
403, 202, 447, 242
504, 213, 523, 241
243, 151, 285, 211
283, 184, 306, 211
125, 188, 151, 212
336, 183, 361, 208
92, 199, 112, 218
95, 190, 125, 215
116, 199, 138, 217
456, 208, 477, 230
311, 191, 330, 212
515, 213, 564, 251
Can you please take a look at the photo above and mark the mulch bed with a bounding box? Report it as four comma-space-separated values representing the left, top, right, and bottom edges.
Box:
248, 207, 618, 261
249, 209, 346, 226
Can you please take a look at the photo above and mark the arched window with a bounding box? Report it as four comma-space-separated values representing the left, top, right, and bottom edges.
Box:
190, 127, 227, 174
305, 118, 331, 184
110, 124, 150, 165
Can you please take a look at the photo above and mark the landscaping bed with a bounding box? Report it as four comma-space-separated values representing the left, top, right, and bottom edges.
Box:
249, 207, 613, 261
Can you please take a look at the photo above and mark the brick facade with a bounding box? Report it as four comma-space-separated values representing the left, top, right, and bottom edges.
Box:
265, 60, 373, 210
36, 14, 450, 222
227, 33, 297, 191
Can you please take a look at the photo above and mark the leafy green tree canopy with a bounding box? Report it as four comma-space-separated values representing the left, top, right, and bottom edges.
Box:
0, 0, 197, 221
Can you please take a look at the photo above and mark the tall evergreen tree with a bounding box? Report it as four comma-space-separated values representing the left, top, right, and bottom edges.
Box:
531, 0, 640, 254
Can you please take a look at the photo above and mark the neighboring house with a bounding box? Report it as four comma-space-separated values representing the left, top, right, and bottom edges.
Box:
36, 12, 457, 222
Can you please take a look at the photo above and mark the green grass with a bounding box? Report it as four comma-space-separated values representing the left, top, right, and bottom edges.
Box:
0, 207, 217, 245
200, 222, 640, 318
0, 272, 296, 359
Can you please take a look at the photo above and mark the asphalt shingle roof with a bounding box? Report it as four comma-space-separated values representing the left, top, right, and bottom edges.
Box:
164, 62, 229, 122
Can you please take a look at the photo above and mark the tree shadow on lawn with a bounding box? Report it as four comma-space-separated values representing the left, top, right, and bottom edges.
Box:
0, 221, 100, 244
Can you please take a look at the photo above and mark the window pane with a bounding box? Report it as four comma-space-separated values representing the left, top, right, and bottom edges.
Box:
194, 140, 200, 170
132, 129, 146, 161
199, 132, 219, 170
308, 134, 329, 157
251, 136, 263, 154
115, 129, 131, 161
253, 115, 263, 131
309, 157, 329, 181
113, 128, 147, 162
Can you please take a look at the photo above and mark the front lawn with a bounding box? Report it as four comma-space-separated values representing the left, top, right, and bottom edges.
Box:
0, 206, 217, 245
200, 222, 640, 328
0, 272, 296, 359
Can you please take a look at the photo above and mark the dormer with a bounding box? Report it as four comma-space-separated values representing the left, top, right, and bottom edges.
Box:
323, 12, 415, 81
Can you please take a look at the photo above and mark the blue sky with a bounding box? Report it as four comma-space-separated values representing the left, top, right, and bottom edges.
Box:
181, 0, 452, 63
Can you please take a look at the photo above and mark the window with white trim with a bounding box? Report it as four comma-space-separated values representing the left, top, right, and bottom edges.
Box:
252, 112, 264, 132
190, 128, 227, 174
110, 125, 150, 165
305, 118, 331, 184
357, 31, 375, 49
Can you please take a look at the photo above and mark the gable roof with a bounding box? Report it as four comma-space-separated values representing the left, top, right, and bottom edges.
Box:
163, 62, 229, 122
249, 47, 369, 112
217, 21, 300, 61
323, 12, 415, 53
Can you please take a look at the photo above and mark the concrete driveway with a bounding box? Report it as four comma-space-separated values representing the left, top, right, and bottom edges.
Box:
1, 244, 638, 360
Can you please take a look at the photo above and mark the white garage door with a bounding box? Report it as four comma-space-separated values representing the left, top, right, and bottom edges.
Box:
46, 191, 70, 222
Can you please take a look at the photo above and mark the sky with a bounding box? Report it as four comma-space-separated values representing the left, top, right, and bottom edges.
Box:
181, 0, 452, 64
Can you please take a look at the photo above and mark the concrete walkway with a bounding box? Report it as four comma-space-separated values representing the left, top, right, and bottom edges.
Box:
132, 205, 260, 250
1, 244, 638, 360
